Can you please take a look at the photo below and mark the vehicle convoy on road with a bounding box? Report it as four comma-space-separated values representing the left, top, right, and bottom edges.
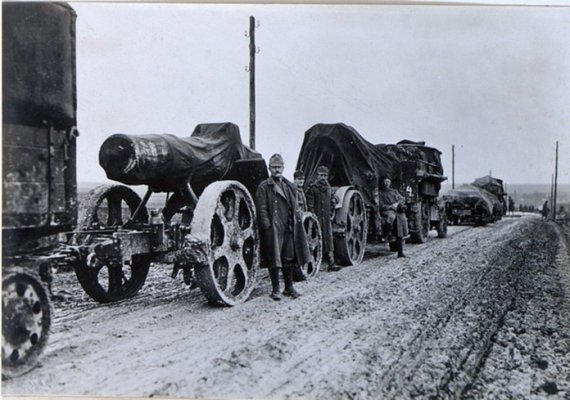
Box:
442, 175, 507, 226
2, 2, 79, 378
71, 123, 323, 307
296, 123, 448, 266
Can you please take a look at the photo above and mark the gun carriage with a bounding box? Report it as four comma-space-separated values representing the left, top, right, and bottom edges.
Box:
296, 123, 447, 266
71, 123, 323, 307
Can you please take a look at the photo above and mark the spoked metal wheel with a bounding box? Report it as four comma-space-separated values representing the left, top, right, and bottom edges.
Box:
294, 212, 322, 281
191, 181, 259, 306
75, 184, 149, 232
334, 189, 367, 266
73, 185, 150, 303
2, 273, 51, 379
411, 201, 430, 243
75, 254, 151, 303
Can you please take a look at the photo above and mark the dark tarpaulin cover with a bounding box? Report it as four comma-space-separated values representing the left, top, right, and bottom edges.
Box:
2, 2, 77, 130
100, 122, 262, 192
442, 184, 499, 213
375, 140, 444, 177
295, 123, 399, 206
472, 176, 505, 197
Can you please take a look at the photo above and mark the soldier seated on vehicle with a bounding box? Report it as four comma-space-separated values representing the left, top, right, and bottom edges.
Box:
378, 178, 408, 258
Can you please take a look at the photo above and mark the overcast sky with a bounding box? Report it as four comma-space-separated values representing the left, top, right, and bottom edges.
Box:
72, 2, 570, 186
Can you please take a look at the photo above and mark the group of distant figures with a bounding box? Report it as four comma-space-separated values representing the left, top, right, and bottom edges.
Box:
507, 196, 566, 220
506, 196, 536, 215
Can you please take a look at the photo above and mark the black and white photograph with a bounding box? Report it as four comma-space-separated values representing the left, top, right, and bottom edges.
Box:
2, 1, 570, 398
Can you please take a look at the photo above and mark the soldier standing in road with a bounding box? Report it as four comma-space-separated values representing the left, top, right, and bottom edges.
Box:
306, 166, 341, 272
508, 196, 515, 216
378, 177, 408, 258
542, 200, 550, 219
255, 154, 311, 301
294, 169, 307, 212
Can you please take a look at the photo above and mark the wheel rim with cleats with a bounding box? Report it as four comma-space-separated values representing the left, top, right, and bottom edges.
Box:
191, 181, 259, 306
334, 190, 367, 266
300, 212, 322, 279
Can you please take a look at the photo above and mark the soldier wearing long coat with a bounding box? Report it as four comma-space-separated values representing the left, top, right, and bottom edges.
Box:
294, 169, 308, 212
255, 154, 310, 300
306, 166, 340, 271
378, 178, 408, 257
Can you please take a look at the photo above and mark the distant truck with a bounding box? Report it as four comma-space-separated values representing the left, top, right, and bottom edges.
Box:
296, 123, 448, 266
442, 175, 506, 225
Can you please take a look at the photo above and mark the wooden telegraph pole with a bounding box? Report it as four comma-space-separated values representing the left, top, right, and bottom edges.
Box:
248, 16, 256, 150
553, 141, 559, 221
452, 144, 455, 189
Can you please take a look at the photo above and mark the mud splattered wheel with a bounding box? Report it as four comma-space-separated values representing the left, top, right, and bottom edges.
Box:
334, 189, 367, 266
191, 181, 259, 306
75, 184, 149, 231
411, 201, 430, 244
2, 273, 51, 379
73, 185, 150, 303
75, 254, 151, 304
294, 212, 322, 281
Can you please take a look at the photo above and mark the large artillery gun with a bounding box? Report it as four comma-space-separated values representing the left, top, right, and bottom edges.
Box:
72, 123, 323, 307
296, 123, 447, 266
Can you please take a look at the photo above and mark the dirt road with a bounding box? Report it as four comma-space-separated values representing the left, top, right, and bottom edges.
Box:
4, 215, 570, 399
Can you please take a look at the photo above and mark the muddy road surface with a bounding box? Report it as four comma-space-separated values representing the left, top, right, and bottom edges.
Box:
4, 215, 570, 399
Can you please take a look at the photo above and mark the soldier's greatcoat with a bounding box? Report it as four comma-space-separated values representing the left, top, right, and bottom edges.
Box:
255, 176, 311, 268
306, 180, 335, 254
378, 187, 409, 238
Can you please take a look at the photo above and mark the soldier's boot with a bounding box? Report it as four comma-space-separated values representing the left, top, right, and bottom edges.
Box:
397, 237, 406, 258
268, 268, 282, 301
327, 252, 341, 272
282, 266, 301, 299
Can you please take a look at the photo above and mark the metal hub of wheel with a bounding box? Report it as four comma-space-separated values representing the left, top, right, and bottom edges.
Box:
2, 273, 51, 379
335, 189, 367, 266
73, 185, 150, 303
298, 212, 322, 280
191, 181, 259, 306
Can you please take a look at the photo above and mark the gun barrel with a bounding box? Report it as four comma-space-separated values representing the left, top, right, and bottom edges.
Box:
99, 133, 177, 188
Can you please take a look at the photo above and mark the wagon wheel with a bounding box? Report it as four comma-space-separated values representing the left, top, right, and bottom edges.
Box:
294, 212, 322, 281
410, 201, 430, 243
73, 185, 150, 303
191, 181, 259, 306
75, 184, 149, 233
334, 190, 367, 266
2, 273, 51, 379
